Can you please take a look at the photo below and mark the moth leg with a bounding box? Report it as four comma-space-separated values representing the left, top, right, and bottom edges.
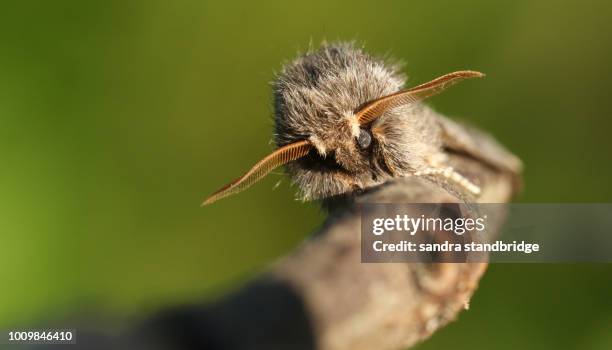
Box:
415, 166, 481, 196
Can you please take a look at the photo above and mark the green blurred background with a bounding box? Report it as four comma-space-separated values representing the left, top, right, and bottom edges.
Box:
1, 0, 611, 349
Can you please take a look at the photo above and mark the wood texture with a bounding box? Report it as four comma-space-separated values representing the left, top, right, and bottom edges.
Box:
136, 152, 518, 350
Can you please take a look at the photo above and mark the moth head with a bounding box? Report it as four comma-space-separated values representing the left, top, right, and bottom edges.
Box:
305, 116, 370, 174
202, 70, 484, 205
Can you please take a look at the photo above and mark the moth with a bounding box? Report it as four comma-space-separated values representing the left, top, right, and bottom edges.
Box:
202, 42, 521, 205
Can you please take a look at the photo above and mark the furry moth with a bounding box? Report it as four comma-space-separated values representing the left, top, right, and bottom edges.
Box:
202, 42, 522, 205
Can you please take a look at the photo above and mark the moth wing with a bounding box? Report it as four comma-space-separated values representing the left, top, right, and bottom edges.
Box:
437, 115, 523, 175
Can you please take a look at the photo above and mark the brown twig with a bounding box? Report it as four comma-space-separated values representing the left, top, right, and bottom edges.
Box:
131, 153, 517, 350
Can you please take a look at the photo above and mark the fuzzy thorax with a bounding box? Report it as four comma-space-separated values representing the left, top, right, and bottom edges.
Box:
273, 42, 422, 201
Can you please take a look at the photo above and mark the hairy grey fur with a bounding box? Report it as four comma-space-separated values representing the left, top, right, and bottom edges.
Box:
273, 42, 521, 201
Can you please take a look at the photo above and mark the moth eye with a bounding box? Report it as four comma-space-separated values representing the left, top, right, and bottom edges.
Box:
357, 128, 372, 150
